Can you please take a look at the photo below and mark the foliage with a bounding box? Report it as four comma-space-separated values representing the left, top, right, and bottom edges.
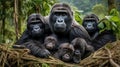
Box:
0, 0, 57, 44
42, 63, 50, 67
58, 0, 108, 14
92, 4, 107, 19
98, 9, 120, 39
0, 0, 120, 44
72, 6, 82, 24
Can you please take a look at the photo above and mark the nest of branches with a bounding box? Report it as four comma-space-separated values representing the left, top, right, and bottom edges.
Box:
79, 40, 120, 67
0, 44, 79, 67
0, 41, 120, 67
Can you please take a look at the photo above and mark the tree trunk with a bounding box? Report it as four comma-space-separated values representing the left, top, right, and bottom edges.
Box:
14, 0, 19, 40
18, 0, 22, 35
108, 0, 116, 14
1, 1, 6, 43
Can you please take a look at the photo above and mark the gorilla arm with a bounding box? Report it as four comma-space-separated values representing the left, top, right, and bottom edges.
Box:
15, 30, 30, 45
22, 40, 50, 58
70, 21, 92, 44
92, 30, 116, 50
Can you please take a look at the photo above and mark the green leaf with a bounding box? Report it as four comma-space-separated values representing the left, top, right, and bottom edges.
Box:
110, 16, 120, 22
42, 63, 50, 67
98, 22, 105, 29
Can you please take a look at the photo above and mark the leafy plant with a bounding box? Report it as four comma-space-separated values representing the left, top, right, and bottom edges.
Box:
98, 9, 120, 39
42, 63, 50, 67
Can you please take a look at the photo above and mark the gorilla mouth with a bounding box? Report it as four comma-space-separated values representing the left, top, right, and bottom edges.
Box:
54, 27, 66, 32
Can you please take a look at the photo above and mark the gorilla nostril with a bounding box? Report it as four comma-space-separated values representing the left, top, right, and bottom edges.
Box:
58, 20, 63, 22
87, 24, 92, 27
64, 54, 70, 59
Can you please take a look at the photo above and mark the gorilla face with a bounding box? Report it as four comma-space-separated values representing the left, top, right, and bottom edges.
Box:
53, 12, 68, 32
44, 35, 57, 50
49, 3, 73, 34
29, 22, 44, 36
83, 20, 98, 33
73, 49, 81, 63
27, 14, 45, 37
61, 48, 73, 62
51, 11, 71, 33
54, 43, 74, 62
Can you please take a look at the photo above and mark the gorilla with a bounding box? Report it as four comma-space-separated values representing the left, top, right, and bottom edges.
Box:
82, 14, 99, 40
71, 38, 94, 63
15, 13, 50, 58
54, 43, 74, 62
44, 3, 94, 63
47, 3, 92, 44
44, 34, 58, 54
82, 14, 116, 50
53, 38, 94, 63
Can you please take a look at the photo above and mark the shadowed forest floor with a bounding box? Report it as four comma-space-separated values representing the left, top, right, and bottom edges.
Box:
0, 40, 120, 67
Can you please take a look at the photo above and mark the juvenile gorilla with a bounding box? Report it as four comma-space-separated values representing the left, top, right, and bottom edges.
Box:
82, 14, 116, 50
15, 13, 50, 58
54, 43, 74, 62
71, 38, 94, 63
44, 34, 58, 53
53, 38, 94, 63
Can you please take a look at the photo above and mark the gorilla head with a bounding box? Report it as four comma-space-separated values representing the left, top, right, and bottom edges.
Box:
54, 43, 74, 62
82, 14, 99, 34
44, 35, 57, 50
27, 13, 45, 38
49, 3, 73, 34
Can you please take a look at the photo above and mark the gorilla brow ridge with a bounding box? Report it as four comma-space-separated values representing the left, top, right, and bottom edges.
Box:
27, 13, 45, 24
51, 3, 72, 12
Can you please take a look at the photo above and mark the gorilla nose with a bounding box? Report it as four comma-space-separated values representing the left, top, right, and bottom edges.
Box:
34, 27, 40, 31
46, 43, 54, 50
75, 50, 80, 55
88, 24, 92, 27
58, 19, 63, 22
64, 54, 70, 59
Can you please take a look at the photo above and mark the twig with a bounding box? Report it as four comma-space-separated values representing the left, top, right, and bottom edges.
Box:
105, 47, 120, 67
92, 52, 109, 59
99, 60, 109, 67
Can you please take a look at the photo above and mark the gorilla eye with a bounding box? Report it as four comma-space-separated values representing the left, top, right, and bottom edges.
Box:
54, 12, 60, 16
62, 13, 67, 16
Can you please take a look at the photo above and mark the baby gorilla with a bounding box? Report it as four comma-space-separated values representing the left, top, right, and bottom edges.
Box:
71, 38, 94, 63
54, 43, 74, 62
44, 35, 57, 50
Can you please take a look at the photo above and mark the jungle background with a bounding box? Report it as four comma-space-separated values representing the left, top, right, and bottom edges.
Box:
0, 0, 120, 67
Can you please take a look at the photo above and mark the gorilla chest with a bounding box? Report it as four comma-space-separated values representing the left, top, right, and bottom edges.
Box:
57, 36, 70, 44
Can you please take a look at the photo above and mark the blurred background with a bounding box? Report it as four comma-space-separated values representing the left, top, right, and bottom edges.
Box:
0, 0, 120, 44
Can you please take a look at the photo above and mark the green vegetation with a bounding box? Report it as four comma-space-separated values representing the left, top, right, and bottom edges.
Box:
0, 0, 120, 44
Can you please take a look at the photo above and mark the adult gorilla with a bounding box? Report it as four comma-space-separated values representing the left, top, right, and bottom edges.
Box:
15, 13, 50, 58
82, 14, 116, 50
46, 3, 94, 62
48, 3, 91, 44
82, 14, 100, 40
